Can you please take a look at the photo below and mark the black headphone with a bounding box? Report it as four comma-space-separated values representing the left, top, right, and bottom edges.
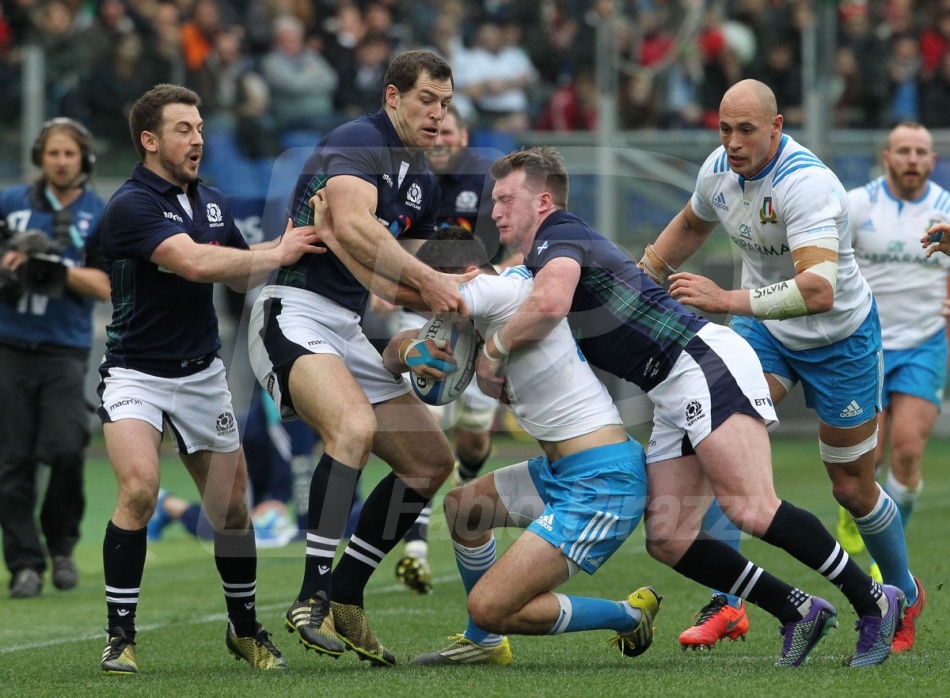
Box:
31, 117, 96, 175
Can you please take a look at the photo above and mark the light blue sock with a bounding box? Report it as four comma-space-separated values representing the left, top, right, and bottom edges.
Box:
883, 469, 921, 527
453, 537, 503, 646
548, 593, 642, 635
855, 485, 917, 605
702, 499, 743, 609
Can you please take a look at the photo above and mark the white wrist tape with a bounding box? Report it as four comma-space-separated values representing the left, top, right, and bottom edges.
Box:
639, 244, 676, 284
749, 278, 808, 320
491, 332, 509, 357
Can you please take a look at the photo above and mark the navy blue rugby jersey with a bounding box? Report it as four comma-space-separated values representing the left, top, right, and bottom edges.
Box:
526, 210, 708, 392
0, 182, 105, 350
100, 164, 247, 377
275, 109, 440, 313
435, 149, 498, 260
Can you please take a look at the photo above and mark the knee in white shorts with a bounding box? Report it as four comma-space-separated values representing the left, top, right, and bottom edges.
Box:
819, 428, 878, 464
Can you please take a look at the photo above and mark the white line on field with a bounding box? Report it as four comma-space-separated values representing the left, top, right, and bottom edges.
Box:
0, 573, 460, 654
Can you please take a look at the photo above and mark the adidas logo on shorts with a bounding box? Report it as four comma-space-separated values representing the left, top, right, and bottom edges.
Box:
839, 400, 864, 418
535, 513, 554, 531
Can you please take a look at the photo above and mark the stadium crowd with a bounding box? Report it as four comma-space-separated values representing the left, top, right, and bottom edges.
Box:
4, 0, 950, 153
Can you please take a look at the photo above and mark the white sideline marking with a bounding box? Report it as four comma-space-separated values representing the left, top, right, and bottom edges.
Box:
0, 574, 459, 654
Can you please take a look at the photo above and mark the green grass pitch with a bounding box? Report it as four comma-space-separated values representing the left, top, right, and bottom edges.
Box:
1, 435, 946, 697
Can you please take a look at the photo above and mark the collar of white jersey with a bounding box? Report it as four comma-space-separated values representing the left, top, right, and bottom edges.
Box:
882, 176, 931, 205
737, 134, 789, 188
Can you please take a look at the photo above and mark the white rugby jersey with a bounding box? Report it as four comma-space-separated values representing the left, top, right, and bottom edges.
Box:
461, 266, 622, 441
849, 177, 950, 350
691, 134, 873, 350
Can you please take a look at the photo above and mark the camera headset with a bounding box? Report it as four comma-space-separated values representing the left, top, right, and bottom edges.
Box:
31, 117, 96, 179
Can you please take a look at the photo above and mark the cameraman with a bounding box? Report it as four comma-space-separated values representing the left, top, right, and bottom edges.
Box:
0, 118, 109, 599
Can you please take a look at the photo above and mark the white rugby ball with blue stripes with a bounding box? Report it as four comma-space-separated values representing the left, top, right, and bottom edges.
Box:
411, 316, 479, 406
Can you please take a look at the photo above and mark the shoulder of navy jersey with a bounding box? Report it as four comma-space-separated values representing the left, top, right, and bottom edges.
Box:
323, 113, 390, 149
459, 148, 493, 175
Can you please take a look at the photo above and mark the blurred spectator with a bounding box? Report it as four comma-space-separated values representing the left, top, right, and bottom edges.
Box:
618, 70, 659, 130
323, 2, 364, 112
83, 31, 167, 145
572, 0, 626, 75
734, 0, 798, 66
424, 10, 475, 119
144, 0, 186, 87
30, 0, 84, 117
750, 42, 802, 127
888, 33, 921, 124
522, 5, 579, 89
919, 6, 950, 80
260, 14, 339, 134
920, 50, 950, 128
336, 33, 392, 120
635, 3, 675, 70
77, 0, 137, 71
832, 46, 875, 128
0, 2, 21, 123
363, 1, 408, 54
455, 21, 539, 133
839, 0, 889, 127
188, 28, 280, 158
242, 0, 317, 58
697, 31, 743, 129
180, 0, 222, 72
536, 67, 597, 131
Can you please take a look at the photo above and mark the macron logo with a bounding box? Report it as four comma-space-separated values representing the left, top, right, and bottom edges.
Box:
163, 211, 184, 223
713, 192, 729, 211
839, 400, 864, 418
535, 513, 554, 531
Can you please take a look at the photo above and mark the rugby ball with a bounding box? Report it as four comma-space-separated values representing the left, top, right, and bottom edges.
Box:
410, 316, 479, 406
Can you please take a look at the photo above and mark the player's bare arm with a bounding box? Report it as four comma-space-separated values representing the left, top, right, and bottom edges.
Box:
476, 257, 578, 395
326, 175, 468, 315
645, 202, 718, 283
149, 219, 322, 292
65, 266, 111, 301
670, 238, 837, 318
312, 189, 476, 310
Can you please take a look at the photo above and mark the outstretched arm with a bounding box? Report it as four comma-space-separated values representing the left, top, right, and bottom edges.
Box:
150, 219, 323, 292
325, 175, 468, 314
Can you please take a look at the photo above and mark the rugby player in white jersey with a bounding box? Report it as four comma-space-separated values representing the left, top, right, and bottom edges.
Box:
844, 122, 947, 650
647, 79, 920, 653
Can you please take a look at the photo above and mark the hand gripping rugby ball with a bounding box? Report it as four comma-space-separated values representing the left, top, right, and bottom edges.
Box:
410, 316, 479, 406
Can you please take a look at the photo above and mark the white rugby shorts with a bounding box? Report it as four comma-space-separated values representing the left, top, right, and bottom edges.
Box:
98, 358, 240, 454
646, 323, 779, 464
248, 286, 411, 419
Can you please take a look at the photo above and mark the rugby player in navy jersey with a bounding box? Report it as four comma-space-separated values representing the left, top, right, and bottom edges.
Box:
475, 145, 899, 668
394, 104, 501, 594
0, 118, 108, 599
96, 84, 322, 674
247, 50, 472, 667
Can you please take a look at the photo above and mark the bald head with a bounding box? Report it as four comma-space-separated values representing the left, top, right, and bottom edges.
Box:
721, 80, 777, 120
717, 80, 783, 178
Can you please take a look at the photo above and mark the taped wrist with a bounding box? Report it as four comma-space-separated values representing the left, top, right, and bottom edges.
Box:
749, 279, 808, 320
401, 338, 455, 373
639, 244, 676, 284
